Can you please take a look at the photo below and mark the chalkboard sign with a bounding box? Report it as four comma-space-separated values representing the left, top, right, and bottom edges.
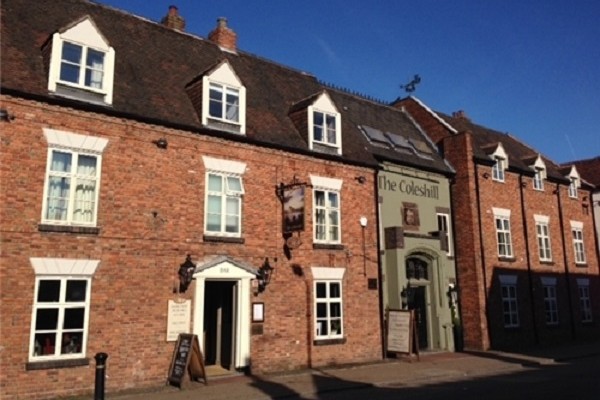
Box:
386, 309, 419, 359
167, 334, 207, 387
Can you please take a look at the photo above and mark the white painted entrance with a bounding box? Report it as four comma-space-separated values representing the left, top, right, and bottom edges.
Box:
192, 256, 257, 370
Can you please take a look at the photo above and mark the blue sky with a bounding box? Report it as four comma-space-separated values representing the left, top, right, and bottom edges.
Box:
97, 0, 600, 164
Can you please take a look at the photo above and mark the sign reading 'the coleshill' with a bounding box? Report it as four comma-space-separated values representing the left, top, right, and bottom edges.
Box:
378, 175, 439, 199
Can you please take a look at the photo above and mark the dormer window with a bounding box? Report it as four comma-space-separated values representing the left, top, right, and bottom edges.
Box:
492, 157, 506, 182
200, 61, 246, 134
565, 166, 580, 199
531, 155, 546, 191
47, 18, 115, 105
489, 143, 508, 182
308, 92, 342, 155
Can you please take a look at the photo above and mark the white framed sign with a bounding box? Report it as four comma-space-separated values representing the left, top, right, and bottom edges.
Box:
167, 299, 191, 341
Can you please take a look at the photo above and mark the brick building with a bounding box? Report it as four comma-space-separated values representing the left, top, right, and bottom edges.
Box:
0, 1, 456, 398
397, 97, 600, 351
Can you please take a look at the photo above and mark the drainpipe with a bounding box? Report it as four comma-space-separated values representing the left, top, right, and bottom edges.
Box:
473, 162, 492, 347
556, 184, 577, 339
519, 175, 539, 344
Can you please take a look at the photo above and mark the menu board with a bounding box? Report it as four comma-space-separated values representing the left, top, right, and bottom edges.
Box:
386, 309, 413, 354
167, 334, 206, 387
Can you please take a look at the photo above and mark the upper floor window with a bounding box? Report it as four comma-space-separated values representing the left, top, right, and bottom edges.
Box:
570, 221, 586, 264
47, 18, 115, 105
308, 92, 342, 155
436, 212, 452, 256
311, 175, 343, 245
531, 155, 546, 191
568, 178, 578, 198
493, 208, 513, 258
41, 129, 108, 227
492, 157, 505, 182
29, 258, 99, 363
534, 215, 552, 262
201, 61, 246, 134
203, 156, 246, 237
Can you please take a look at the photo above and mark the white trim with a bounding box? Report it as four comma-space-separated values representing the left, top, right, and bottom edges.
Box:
43, 128, 109, 154
202, 156, 246, 174
534, 214, 550, 224
30, 258, 100, 276
309, 175, 343, 191
307, 92, 342, 155
570, 220, 583, 229
408, 96, 459, 134
201, 61, 246, 134
492, 207, 511, 218
311, 267, 345, 280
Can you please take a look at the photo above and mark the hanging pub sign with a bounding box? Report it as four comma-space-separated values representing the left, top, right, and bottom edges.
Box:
283, 186, 305, 233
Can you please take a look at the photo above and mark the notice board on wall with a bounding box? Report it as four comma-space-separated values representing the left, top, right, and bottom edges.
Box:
386, 309, 419, 359
167, 333, 207, 387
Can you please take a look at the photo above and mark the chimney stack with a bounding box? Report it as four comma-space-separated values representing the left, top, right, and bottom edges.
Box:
208, 17, 237, 51
161, 5, 185, 31
452, 110, 469, 121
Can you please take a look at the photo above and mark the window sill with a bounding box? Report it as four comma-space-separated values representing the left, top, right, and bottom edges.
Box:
313, 337, 346, 346
539, 261, 555, 266
26, 357, 90, 371
38, 224, 100, 235
575, 263, 588, 268
497, 256, 516, 262
313, 243, 345, 251
203, 235, 244, 244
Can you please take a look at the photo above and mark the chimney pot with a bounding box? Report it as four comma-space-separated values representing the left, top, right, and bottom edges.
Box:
161, 5, 185, 31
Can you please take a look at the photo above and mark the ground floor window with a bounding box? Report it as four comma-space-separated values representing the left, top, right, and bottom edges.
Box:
314, 280, 344, 339
500, 275, 519, 328
578, 279, 593, 323
542, 281, 559, 325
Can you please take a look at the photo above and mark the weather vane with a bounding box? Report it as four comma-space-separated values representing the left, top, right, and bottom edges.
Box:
400, 74, 421, 94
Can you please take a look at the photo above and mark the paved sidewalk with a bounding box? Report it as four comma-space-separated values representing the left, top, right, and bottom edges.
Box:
109, 341, 600, 400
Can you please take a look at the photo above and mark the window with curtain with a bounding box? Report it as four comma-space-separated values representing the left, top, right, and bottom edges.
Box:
313, 189, 340, 243
43, 149, 99, 225
208, 82, 240, 123
30, 277, 90, 360
205, 172, 244, 236
314, 281, 343, 339
60, 41, 105, 90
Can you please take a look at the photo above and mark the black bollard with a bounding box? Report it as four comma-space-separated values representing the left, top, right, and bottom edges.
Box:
94, 352, 109, 400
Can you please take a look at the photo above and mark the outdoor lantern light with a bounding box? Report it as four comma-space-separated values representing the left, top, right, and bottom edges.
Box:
400, 282, 414, 310
178, 254, 195, 293
257, 257, 274, 293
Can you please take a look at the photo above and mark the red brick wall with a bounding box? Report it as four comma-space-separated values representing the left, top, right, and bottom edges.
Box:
0, 96, 382, 399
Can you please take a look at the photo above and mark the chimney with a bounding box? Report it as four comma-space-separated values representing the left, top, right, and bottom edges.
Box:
161, 5, 185, 31
452, 110, 469, 121
208, 17, 237, 51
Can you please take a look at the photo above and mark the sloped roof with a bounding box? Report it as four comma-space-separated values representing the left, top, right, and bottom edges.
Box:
1, 0, 453, 175
564, 157, 600, 187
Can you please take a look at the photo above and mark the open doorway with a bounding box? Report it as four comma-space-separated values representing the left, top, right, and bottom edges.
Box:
203, 281, 236, 370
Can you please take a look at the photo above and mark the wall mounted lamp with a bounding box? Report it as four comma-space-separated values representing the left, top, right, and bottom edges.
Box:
482, 172, 490, 179
0, 109, 15, 122
400, 282, 415, 310
256, 257, 274, 293
359, 216, 368, 227
153, 138, 168, 149
355, 176, 367, 184
178, 254, 196, 293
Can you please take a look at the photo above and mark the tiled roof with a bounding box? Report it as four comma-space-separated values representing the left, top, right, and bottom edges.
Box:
0, 0, 453, 175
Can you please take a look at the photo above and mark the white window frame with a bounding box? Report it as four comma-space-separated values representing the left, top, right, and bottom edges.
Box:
542, 278, 559, 325
41, 129, 108, 227
312, 267, 345, 340
201, 61, 246, 134
202, 156, 246, 237
493, 208, 513, 258
568, 178, 578, 198
534, 215, 552, 262
492, 157, 505, 182
533, 169, 544, 191
308, 92, 342, 155
310, 175, 343, 244
499, 275, 519, 328
28, 258, 99, 362
570, 221, 586, 264
436, 212, 452, 256
47, 18, 115, 104
577, 279, 593, 323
